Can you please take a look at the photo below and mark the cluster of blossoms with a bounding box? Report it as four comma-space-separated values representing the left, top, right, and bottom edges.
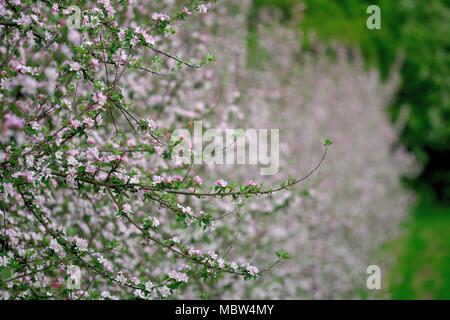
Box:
0, 0, 321, 299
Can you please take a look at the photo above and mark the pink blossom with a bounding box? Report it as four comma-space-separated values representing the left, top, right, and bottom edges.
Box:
87, 137, 96, 145
142, 33, 155, 46
215, 179, 228, 188
152, 13, 170, 21
193, 175, 203, 185
247, 180, 258, 187
71, 236, 88, 252
83, 117, 95, 129
127, 138, 137, 147
152, 175, 163, 184
155, 146, 164, 155
198, 4, 209, 14
122, 203, 132, 214
86, 164, 96, 174
93, 92, 107, 108
91, 58, 99, 68
4, 114, 24, 129
68, 61, 81, 71
181, 7, 192, 16
168, 270, 189, 283
70, 119, 81, 129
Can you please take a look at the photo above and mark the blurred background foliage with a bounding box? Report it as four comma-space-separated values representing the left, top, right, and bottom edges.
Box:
246, 0, 449, 299
249, 0, 450, 200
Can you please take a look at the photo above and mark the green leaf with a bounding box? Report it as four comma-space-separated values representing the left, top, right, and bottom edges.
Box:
276, 249, 290, 260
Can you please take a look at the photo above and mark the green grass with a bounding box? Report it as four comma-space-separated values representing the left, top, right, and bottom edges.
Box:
389, 193, 450, 299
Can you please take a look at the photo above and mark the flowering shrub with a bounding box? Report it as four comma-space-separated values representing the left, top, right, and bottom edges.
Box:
0, 0, 335, 300
0, 0, 416, 300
